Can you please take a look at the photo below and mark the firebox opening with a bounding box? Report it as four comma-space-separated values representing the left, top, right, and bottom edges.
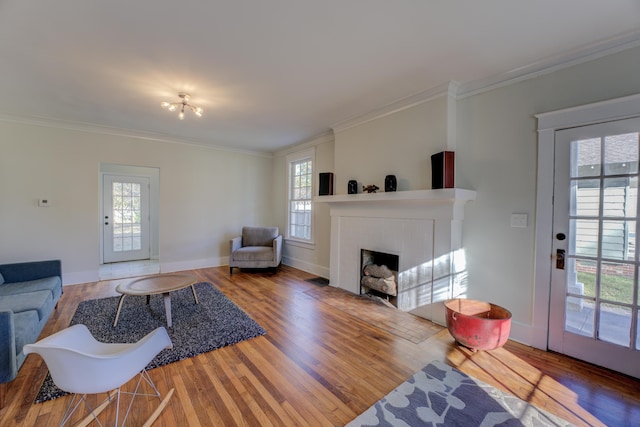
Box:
360, 249, 399, 308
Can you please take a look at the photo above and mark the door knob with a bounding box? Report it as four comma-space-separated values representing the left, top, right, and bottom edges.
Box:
556, 233, 566, 241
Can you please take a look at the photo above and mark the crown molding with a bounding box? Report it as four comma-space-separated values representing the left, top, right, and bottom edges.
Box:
328, 31, 640, 136
273, 130, 334, 157
331, 81, 453, 133
0, 112, 273, 158
457, 29, 640, 99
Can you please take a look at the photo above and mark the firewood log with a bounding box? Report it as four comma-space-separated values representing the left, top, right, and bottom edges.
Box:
361, 276, 397, 296
363, 264, 394, 279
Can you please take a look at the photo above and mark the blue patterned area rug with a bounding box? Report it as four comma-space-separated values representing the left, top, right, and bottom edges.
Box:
347, 360, 572, 427
35, 282, 266, 403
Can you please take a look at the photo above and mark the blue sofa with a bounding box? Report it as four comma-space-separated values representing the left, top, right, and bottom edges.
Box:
0, 260, 62, 388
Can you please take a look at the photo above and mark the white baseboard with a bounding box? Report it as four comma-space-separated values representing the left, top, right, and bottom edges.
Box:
63, 270, 100, 286
160, 257, 228, 274
508, 320, 534, 347
282, 256, 329, 278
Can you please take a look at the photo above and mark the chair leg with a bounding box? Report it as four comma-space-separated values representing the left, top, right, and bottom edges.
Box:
74, 391, 117, 427
229, 266, 233, 275
142, 388, 174, 427
58, 371, 172, 427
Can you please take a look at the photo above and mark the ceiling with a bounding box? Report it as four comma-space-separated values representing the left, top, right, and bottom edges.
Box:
1, 1, 639, 153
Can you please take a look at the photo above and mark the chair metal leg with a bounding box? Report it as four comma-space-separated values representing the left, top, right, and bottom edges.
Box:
57, 370, 172, 427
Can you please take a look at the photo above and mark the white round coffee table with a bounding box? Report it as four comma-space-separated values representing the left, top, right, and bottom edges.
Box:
113, 273, 199, 328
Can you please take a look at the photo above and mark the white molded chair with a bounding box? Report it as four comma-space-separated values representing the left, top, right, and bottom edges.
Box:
24, 324, 174, 427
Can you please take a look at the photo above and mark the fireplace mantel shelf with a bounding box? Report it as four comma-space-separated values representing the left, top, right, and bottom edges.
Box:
314, 188, 476, 205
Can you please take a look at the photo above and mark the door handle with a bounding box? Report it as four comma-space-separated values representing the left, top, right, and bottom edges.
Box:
556, 249, 565, 270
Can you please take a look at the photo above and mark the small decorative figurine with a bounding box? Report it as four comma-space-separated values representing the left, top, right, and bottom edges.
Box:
362, 184, 379, 193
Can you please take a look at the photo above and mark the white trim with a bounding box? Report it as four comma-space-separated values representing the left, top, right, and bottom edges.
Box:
160, 257, 226, 274
331, 82, 451, 133
62, 270, 100, 286
282, 256, 329, 279
326, 32, 640, 140
533, 92, 640, 350
286, 147, 316, 243
0, 112, 273, 158
274, 131, 334, 157
284, 238, 316, 250
459, 30, 640, 99
536, 93, 640, 130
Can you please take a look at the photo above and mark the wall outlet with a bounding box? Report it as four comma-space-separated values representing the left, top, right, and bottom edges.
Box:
511, 213, 527, 228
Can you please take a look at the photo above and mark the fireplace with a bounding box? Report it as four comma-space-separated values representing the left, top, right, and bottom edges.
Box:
360, 249, 399, 306
315, 189, 476, 325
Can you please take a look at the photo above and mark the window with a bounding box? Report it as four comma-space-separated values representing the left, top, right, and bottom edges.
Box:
287, 148, 314, 242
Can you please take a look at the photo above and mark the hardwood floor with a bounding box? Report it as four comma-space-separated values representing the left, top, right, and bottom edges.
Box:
1, 265, 639, 426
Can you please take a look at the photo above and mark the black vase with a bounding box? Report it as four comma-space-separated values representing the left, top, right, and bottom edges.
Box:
385, 175, 397, 192
348, 180, 358, 194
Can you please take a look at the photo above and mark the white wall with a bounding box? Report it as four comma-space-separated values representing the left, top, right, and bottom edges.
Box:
279, 45, 640, 345
334, 96, 448, 194
0, 121, 273, 284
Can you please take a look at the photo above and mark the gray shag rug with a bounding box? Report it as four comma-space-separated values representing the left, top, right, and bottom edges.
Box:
35, 282, 266, 403
347, 360, 572, 427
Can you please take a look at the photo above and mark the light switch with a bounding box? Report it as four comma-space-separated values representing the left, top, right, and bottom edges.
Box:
511, 213, 527, 228
38, 199, 49, 207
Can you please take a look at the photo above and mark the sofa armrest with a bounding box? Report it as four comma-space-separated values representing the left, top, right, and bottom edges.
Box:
0, 260, 62, 284
230, 237, 242, 257
273, 235, 283, 265
0, 310, 16, 383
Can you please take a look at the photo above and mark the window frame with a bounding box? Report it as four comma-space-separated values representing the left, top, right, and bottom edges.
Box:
286, 147, 315, 245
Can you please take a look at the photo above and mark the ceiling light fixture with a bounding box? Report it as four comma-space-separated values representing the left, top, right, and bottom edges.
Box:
160, 92, 204, 120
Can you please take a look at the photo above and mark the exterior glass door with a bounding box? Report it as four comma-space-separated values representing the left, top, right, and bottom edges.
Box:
550, 117, 640, 378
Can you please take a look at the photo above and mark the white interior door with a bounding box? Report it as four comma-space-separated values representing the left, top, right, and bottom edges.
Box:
550, 117, 640, 378
103, 175, 150, 263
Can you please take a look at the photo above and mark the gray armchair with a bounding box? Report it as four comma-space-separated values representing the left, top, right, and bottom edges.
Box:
229, 226, 283, 274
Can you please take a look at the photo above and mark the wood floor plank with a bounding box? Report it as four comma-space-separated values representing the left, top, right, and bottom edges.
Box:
1, 265, 639, 426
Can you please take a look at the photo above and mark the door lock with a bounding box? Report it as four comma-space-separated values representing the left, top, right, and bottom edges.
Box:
556, 249, 565, 270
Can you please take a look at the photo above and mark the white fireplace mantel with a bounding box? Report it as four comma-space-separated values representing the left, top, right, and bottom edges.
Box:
315, 187, 476, 325
314, 188, 476, 220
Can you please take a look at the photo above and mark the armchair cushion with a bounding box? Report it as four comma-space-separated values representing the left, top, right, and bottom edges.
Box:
242, 226, 279, 247
233, 246, 276, 262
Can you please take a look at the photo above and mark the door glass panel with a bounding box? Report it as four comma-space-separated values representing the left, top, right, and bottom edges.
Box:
565, 298, 594, 338
600, 261, 634, 304
570, 219, 599, 257
575, 258, 596, 298
604, 133, 639, 175
599, 303, 631, 347
571, 138, 601, 177
571, 179, 599, 216
603, 177, 636, 217
602, 220, 635, 260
